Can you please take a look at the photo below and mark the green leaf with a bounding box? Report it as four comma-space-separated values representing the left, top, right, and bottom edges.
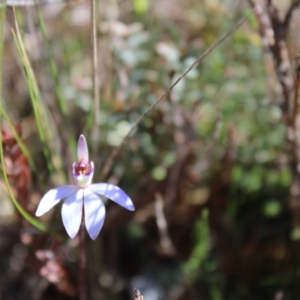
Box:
151, 166, 167, 181
133, 0, 149, 14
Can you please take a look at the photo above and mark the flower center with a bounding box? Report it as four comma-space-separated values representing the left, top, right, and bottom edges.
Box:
73, 160, 92, 175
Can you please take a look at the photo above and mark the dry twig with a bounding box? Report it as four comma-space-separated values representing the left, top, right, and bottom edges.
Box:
248, 0, 300, 228
155, 193, 175, 255
284, 0, 300, 30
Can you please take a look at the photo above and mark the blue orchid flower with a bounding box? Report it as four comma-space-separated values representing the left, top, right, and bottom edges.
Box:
35, 134, 134, 240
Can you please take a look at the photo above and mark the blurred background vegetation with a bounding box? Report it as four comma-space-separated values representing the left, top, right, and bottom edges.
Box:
0, 0, 300, 299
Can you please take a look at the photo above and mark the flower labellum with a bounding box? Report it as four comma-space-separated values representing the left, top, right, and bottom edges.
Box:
35, 134, 135, 240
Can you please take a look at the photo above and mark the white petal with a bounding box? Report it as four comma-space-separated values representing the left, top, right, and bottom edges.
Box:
35, 185, 77, 217
61, 189, 84, 238
77, 134, 89, 161
84, 188, 106, 240
89, 183, 135, 211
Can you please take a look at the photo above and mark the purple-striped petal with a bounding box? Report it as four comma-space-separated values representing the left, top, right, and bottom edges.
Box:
84, 188, 106, 240
36, 185, 77, 217
89, 183, 135, 211
61, 189, 84, 238
77, 134, 89, 162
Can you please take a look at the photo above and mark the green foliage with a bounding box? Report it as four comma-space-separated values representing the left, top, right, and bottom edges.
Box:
0, 0, 298, 299
133, 0, 149, 14
182, 209, 210, 279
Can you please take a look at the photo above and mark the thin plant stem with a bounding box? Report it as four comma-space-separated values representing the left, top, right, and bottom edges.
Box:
292, 47, 300, 129
0, 0, 5, 95
91, 0, 100, 154
79, 206, 87, 300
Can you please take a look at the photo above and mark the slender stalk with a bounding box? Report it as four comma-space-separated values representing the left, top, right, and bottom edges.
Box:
79, 206, 87, 300
91, 0, 100, 154
292, 48, 300, 129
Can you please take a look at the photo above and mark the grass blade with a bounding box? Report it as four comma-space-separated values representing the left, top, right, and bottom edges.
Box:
12, 8, 66, 185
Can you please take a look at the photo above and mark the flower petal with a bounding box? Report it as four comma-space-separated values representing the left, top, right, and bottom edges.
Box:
77, 134, 89, 162
89, 183, 135, 211
84, 188, 106, 240
61, 189, 84, 238
36, 185, 77, 217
